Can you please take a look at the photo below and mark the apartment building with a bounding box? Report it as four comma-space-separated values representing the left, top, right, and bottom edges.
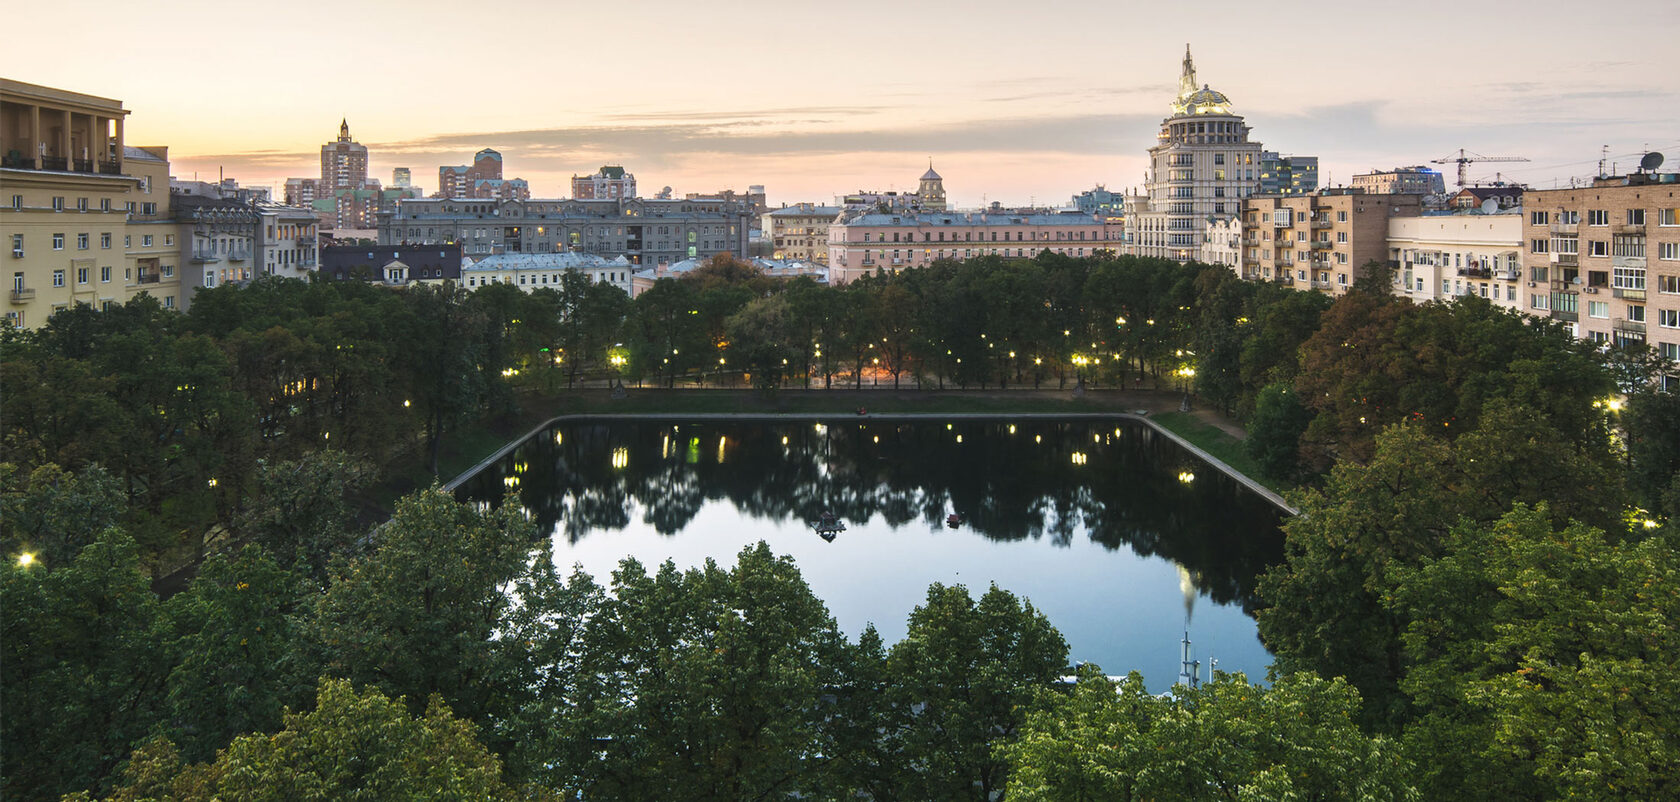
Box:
572, 165, 636, 200
764, 203, 840, 263
1387, 211, 1523, 310
257, 201, 319, 278
2, 79, 183, 326
827, 209, 1123, 285
379, 196, 752, 266
1522, 174, 1680, 362
1239, 189, 1423, 295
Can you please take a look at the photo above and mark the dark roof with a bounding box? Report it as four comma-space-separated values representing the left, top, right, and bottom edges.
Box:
319, 243, 463, 281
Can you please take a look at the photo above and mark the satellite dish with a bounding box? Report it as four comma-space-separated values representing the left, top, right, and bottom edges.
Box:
1641, 152, 1665, 172
1480, 198, 1500, 214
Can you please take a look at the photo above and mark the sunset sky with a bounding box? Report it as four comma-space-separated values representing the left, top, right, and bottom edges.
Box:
5, 0, 1677, 207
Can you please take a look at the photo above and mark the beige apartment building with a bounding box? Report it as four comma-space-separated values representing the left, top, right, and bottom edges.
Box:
764, 203, 840, 263
2, 78, 182, 327
1387, 211, 1523, 311
1522, 174, 1680, 363
1240, 189, 1422, 295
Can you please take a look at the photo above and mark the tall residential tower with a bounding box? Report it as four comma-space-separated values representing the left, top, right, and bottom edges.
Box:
1125, 46, 1264, 261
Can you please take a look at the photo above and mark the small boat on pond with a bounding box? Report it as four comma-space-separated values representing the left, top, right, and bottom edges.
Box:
946, 512, 965, 529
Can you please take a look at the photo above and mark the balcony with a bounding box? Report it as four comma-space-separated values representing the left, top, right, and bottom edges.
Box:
1, 153, 35, 169
1495, 269, 1521, 281
1613, 287, 1646, 301
1310, 279, 1337, 291
99, 160, 121, 175
1458, 266, 1492, 279
135, 273, 160, 285
1549, 222, 1578, 235
190, 251, 221, 263
1554, 253, 1578, 266
39, 156, 68, 172
1612, 254, 1646, 270
1311, 219, 1332, 229
296, 236, 313, 246
1271, 217, 1291, 228
1613, 222, 1645, 236
1550, 309, 1578, 322
10, 288, 35, 303
1272, 274, 1293, 285
227, 249, 250, 262
73, 158, 93, 172
1311, 240, 1332, 250
1615, 317, 1646, 334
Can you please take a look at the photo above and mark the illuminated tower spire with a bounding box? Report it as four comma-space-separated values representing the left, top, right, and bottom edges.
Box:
339, 118, 350, 142
1178, 44, 1198, 100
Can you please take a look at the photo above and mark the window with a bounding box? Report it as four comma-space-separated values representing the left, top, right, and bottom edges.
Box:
124, 235, 131, 247
1660, 208, 1679, 226
1614, 263, 1645, 290
52, 197, 64, 211
101, 198, 110, 211
101, 265, 111, 283
1628, 305, 1645, 322
1628, 209, 1646, 226
52, 269, 65, 287
1661, 342, 1679, 361
76, 233, 88, 250
1589, 240, 1609, 257
9, 234, 19, 253
142, 235, 153, 247
101, 232, 111, 249
1659, 309, 1679, 328
76, 197, 88, 211
1659, 275, 1680, 294
76, 267, 88, 284
1660, 242, 1678, 261
1587, 209, 1609, 226
165, 234, 173, 246
52, 233, 64, 250
1587, 300, 1609, 318
1531, 238, 1550, 254
1531, 211, 1549, 225
1338, 211, 1348, 222
9, 195, 19, 210
163, 296, 174, 309
162, 264, 171, 278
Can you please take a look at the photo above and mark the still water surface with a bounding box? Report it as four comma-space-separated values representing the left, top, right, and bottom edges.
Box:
455, 418, 1285, 691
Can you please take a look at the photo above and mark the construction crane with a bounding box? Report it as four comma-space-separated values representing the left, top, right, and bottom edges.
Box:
1432, 149, 1529, 189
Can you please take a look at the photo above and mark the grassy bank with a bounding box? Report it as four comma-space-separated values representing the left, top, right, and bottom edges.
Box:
1151, 411, 1290, 495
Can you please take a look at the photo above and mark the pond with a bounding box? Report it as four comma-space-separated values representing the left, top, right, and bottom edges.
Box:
454, 417, 1286, 692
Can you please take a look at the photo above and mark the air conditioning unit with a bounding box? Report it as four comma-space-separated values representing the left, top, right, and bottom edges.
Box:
1583, 287, 1597, 294
1527, 281, 1536, 287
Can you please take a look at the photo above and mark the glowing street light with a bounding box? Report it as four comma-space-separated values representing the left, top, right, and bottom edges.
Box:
17, 552, 37, 568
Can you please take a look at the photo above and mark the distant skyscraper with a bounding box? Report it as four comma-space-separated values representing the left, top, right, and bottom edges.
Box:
320, 119, 369, 191
1351, 166, 1445, 196
1125, 45, 1264, 261
392, 167, 411, 188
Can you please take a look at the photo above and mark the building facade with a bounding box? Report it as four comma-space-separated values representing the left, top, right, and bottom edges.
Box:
764, 203, 840, 263
461, 252, 634, 295
438, 149, 526, 199
1351, 166, 1446, 197
572, 165, 636, 200
392, 167, 411, 188
379, 196, 753, 266
2, 79, 185, 326
1125, 46, 1265, 261
256, 201, 319, 278
827, 209, 1123, 285
1521, 174, 1680, 361
1239, 189, 1423, 296
1387, 211, 1523, 309
284, 177, 319, 207
174, 193, 259, 300
1201, 216, 1240, 269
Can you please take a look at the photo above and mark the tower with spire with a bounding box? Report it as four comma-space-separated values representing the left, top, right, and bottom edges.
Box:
320, 118, 370, 191
917, 161, 947, 212
1122, 44, 1264, 263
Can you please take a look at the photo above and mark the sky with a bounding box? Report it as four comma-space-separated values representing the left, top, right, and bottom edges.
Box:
5, 0, 1678, 208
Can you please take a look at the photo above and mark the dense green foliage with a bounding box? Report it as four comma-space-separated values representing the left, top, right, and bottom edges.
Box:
5, 251, 1679, 800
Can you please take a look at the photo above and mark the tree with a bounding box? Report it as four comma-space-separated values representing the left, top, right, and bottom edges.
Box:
1623, 387, 1680, 516
397, 284, 489, 474
886, 583, 1069, 801
78, 679, 523, 801
306, 487, 534, 724
160, 546, 313, 762
1004, 669, 1418, 802
0, 462, 126, 568
2, 529, 167, 801
563, 543, 851, 801
1244, 382, 1312, 481
237, 449, 373, 584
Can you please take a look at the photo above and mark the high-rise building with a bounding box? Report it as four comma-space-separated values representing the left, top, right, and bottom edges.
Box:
439, 149, 524, 199
1259, 152, 1319, 196
320, 119, 368, 191
392, 167, 411, 188
1125, 45, 1265, 261
1351, 166, 1446, 197
1, 78, 185, 327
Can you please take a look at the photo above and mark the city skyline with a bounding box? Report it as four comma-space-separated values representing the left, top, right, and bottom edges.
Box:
4, 0, 1677, 206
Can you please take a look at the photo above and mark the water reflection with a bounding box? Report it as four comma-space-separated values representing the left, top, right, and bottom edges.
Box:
457, 419, 1284, 612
